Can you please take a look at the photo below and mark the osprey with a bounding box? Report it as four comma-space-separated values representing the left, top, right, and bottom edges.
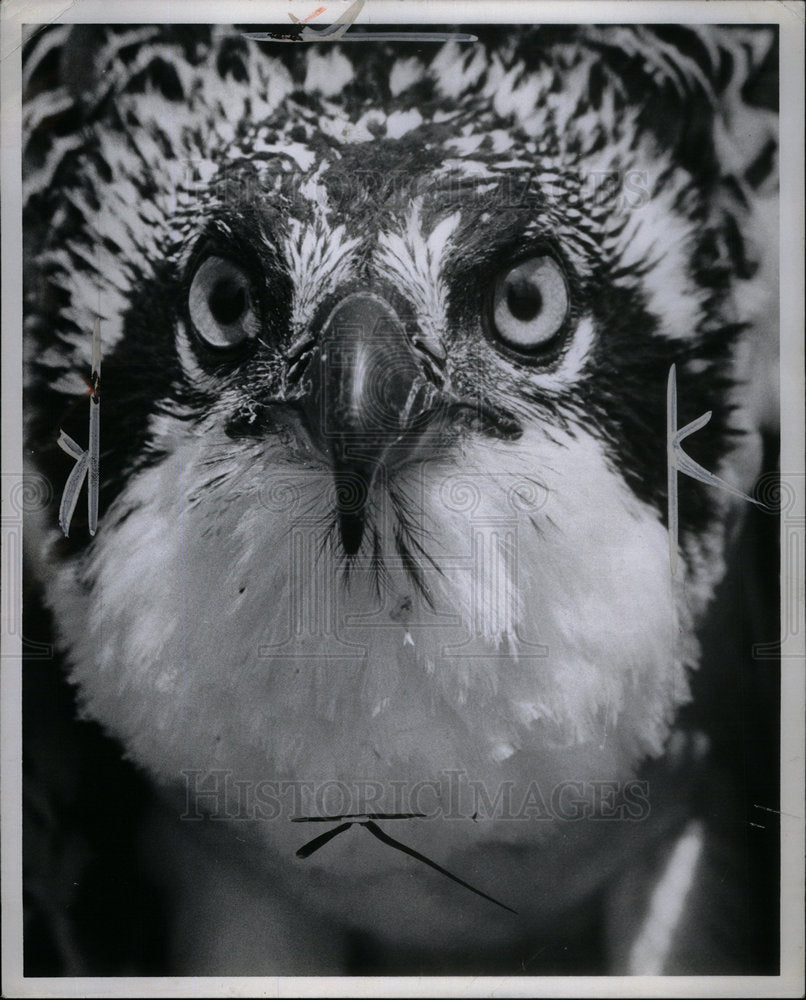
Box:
22, 24, 778, 975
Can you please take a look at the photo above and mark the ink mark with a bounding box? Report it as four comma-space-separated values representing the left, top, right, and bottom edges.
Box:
292, 811, 427, 822
295, 821, 354, 858
290, 6, 327, 24
362, 820, 517, 914
58, 317, 101, 537
243, 0, 477, 44
294, 816, 518, 914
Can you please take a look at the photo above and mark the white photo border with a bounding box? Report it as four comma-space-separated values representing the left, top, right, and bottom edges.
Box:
2, 2, 803, 997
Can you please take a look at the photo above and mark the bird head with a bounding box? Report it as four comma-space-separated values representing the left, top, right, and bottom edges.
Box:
23, 26, 776, 908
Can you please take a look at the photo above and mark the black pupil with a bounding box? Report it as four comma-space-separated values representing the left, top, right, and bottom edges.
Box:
209, 276, 246, 325
506, 277, 542, 322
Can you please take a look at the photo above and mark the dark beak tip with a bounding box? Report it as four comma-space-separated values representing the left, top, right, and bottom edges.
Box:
339, 511, 366, 556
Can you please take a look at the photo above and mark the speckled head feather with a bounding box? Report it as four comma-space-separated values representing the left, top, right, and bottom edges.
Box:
23, 25, 777, 892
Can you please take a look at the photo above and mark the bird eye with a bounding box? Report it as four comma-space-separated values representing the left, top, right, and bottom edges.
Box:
488, 255, 569, 357
188, 256, 259, 349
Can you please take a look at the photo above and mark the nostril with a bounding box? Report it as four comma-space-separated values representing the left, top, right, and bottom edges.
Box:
399, 378, 444, 432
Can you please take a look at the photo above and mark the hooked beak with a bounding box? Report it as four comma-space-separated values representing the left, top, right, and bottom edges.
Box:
300, 292, 440, 555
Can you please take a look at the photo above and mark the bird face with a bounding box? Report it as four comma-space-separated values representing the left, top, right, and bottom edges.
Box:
26, 31, 763, 903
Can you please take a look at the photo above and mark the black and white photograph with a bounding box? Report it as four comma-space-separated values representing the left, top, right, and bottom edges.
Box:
1, 0, 803, 994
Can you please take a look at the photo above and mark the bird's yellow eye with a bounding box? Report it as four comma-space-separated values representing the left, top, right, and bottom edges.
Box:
489, 256, 569, 356
188, 257, 259, 349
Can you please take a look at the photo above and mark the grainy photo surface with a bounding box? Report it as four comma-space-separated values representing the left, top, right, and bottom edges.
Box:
15, 14, 785, 982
